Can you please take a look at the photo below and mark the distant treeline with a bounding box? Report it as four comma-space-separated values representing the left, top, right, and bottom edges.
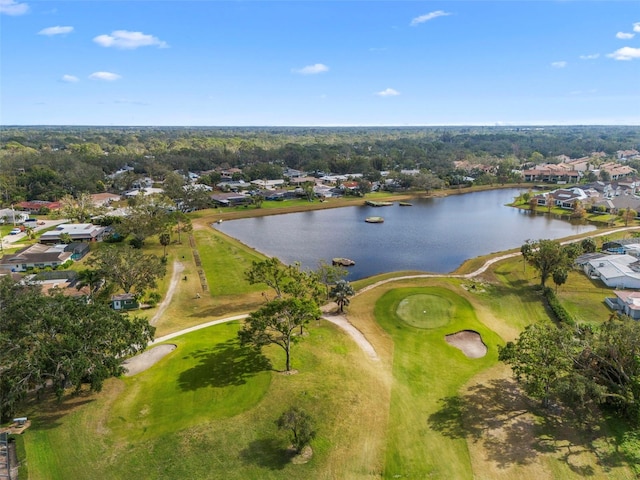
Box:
1, 125, 639, 204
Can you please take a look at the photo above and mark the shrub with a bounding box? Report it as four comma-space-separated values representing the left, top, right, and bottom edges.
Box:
543, 287, 575, 326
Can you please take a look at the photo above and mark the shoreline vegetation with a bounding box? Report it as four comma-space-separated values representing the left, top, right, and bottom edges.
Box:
15, 182, 640, 480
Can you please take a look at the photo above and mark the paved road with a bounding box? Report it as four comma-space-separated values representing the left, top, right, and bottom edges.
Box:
1, 219, 68, 249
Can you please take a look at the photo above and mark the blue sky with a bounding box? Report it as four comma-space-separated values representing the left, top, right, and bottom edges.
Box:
1, 1, 639, 126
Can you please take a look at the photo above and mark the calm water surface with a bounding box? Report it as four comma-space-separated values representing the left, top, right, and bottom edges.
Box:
214, 189, 597, 280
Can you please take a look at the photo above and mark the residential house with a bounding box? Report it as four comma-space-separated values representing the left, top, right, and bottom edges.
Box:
609, 196, 640, 215
283, 168, 305, 178
15, 200, 61, 213
216, 180, 248, 192
110, 293, 139, 311
0, 243, 73, 273
250, 179, 286, 190
289, 176, 318, 186
533, 187, 588, 209
0, 208, 29, 224
602, 239, 640, 256
123, 187, 164, 198
576, 253, 640, 289
522, 163, 581, 183
617, 149, 640, 161
210, 192, 251, 207
605, 290, 640, 320
257, 189, 297, 201
313, 185, 335, 198
219, 167, 243, 179
39, 223, 110, 244
599, 162, 636, 180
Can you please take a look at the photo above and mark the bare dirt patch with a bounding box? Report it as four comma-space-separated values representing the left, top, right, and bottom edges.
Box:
122, 344, 177, 376
445, 330, 488, 358
150, 261, 185, 325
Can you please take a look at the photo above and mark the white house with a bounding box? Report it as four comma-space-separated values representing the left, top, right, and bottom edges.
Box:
39, 223, 110, 244
250, 179, 286, 189
0, 208, 29, 224
606, 290, 640, 320
579, 254, 640, 289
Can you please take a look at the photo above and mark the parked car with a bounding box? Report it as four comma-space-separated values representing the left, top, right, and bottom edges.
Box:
9, 227, 22, 235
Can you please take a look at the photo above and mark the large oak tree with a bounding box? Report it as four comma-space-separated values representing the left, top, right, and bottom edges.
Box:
0, 276, 154, 421
89, 245, 166, 294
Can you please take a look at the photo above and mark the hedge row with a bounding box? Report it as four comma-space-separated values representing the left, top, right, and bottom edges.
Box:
543, 287, 576, 326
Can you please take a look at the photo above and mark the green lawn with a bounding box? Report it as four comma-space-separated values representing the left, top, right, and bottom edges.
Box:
22, 318, 389, 480
375, 286, 503, 479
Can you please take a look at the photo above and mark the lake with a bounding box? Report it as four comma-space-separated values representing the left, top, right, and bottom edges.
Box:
213, 189, 598, 280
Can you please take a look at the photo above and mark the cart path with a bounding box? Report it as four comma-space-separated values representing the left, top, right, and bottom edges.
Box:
146, 226, 638, 361
149, 261, 184, 326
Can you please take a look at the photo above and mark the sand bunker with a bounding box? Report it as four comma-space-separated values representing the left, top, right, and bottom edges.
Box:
122, 344, 177, 376
445, 330, 487, 358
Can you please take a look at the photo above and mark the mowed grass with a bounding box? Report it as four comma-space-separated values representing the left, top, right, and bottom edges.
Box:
375, 286, 503, 479
22, 318, 390, 480
396, 293, 453, 329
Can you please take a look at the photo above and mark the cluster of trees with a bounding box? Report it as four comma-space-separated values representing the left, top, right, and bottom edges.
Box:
239, 258, 354, 455
2, 126, 639, 206
238, 258, 353, 372
521, 237, 597, 290
500, 317, 640, 424
0, 276, 155, 421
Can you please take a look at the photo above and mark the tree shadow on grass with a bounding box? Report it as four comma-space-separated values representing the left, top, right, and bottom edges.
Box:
427, 377, 630, 474
177, 338, 271, 391
24, 389, 96, 430
239, 438, 294, 470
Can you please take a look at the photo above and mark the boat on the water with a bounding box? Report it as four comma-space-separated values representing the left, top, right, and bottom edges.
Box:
365, 216, 384, 223
332, 257, 356, 266
399, 202, 413, 206
365, 200, 393, 207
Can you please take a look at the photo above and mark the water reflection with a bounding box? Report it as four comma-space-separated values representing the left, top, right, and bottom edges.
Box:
214, 189, 597, 280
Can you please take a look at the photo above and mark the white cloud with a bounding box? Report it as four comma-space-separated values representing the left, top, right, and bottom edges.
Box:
38, 25, 73, 36
376, 88, 400, 97
61, 74, 79, 83
551, 61, 567, 68
292, 63, 329, 75
0, 0, 29, 15
616, 32, 635, 40
93, 30, 168, 49
89, 71, 122, 81
579, 53, 600, 60
634, 22, 640, 33
410, 10, 451, 26
607, 47, 640, 61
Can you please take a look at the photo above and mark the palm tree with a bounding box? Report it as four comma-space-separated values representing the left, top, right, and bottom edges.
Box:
330, 280, 355, 313
75, 268, 104, 301
24, 226, 36, 240
159, 231, 171, 257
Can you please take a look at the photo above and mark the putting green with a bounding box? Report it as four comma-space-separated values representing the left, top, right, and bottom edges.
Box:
396, 294, 453, 329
